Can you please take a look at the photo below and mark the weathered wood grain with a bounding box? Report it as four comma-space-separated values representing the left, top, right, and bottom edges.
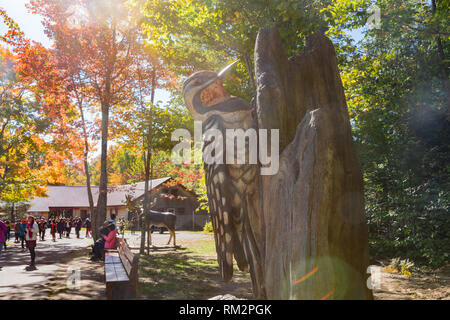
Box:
254, 27, 372, 300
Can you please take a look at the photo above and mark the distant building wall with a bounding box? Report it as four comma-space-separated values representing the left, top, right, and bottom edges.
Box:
176, 214, 209, 231
147, 185, 208, 231
26, 183, 208, 230
117, 207, 128, 220
29, 212, 49, 218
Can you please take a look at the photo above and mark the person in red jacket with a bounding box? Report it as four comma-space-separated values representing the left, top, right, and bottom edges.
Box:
25, 216, 39, 271
104, 223, 117, 250
84, 218, 92, 238
50, 219, 57, 242
90, 221, 113, 262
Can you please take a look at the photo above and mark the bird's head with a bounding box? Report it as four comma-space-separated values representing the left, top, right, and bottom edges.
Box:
182, 70, 219, 119
182, 61, 238, 120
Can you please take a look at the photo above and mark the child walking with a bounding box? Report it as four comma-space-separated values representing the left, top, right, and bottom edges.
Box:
25, 216, 39, 271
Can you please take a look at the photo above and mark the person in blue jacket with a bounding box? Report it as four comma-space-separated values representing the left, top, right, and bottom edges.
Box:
19, 219, 27, 250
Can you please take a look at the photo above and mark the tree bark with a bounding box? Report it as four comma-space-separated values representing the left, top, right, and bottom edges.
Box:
10, 202, 15, 223
254, 27, 372, 299
84, 158, 95, 223
94, 101, 109, 241
140, 71, 156, 254
78, 102, 95, 234
140, 144, 151, 254
242, 53, 256, 90
431, 0, 450, 115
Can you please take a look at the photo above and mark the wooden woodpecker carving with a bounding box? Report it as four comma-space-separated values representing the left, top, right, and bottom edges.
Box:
183, 67, 266, 299
183, 26, 372, 300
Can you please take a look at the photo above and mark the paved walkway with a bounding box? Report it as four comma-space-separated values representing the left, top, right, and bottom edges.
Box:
0, 231, 210, 299
0, 234, 92, 298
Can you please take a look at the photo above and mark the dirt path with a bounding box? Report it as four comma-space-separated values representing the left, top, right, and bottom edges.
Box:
372, 266, 450, 300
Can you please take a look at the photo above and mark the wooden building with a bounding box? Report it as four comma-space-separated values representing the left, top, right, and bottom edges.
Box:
27, 177, 209, 231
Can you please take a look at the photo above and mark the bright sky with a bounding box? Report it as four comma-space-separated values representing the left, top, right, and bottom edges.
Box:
1, 0, 363, 106
0, 0, 52, 46
1, 0, 364, 161
0, 0, 172, 105
0, 0, 172, 160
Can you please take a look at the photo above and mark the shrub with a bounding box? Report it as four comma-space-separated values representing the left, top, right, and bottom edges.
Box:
384, 257, 414, 276
203, 221, 214, 233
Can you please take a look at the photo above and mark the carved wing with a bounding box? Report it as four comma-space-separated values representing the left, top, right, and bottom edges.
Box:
203, 114, 249, 282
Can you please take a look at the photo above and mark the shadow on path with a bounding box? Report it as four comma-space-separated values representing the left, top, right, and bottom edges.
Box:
1, 241, 91, 267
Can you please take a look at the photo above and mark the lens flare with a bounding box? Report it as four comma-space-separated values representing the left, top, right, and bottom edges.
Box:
293, 266, 319, 285
320, 288, 336, 300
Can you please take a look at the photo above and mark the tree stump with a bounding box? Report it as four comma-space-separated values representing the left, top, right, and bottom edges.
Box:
254, 27, 372, 300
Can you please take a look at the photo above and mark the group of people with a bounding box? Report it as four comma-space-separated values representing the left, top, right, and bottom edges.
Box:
51, 217, 91, 240
0, 212, 144, 274
0, 214, 131, 271
5, 217, 92, 243
1, 218, 28, 249
0, 216, 39, 271
0, 215, 96, 271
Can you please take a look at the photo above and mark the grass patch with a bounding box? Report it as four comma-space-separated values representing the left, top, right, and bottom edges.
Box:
138, 239, 252, 300
189, 240, 217, 256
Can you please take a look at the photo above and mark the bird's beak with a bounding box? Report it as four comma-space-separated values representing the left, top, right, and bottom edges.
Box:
217, 60, 239, 79
202, 60, 239, 88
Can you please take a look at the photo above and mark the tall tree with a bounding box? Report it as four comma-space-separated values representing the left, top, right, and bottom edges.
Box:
0, 8, 24, 46
0, 44, 79, 210
1, 9, 85, 214
0, 48, 48, 202
30, 0, 154, 240
325, 0, 449, 267
133, 0, 330, 100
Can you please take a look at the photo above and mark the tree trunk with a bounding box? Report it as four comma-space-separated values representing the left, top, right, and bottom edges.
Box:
140, 145, 151, 254
431, 0, 450, 115
84, 158, 95, 224
10, 202, 15, 223
94, 102, 109, 241
254, 27, 372, 299
242, 53, 256, 90
140, 71, 156, 254
78, 103, 95, 237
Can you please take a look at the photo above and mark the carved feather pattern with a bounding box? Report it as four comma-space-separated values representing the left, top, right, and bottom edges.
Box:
183, 71, 264, 296
203, 114, 257, 281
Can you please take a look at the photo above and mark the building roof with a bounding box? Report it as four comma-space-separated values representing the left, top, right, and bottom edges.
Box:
27, 177, 171, 213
